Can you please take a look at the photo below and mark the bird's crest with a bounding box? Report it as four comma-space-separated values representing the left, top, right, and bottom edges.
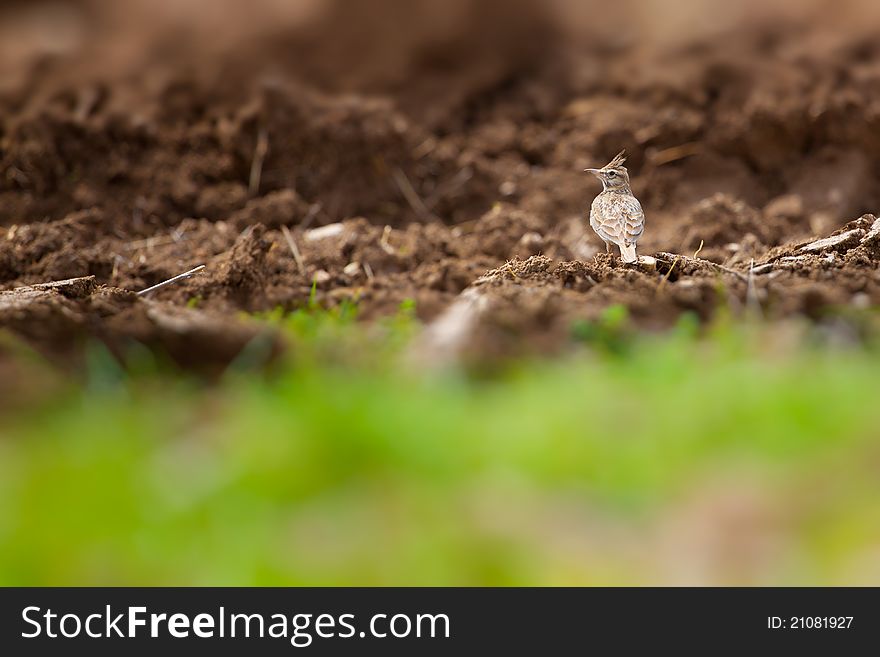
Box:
605, 149, 627, 170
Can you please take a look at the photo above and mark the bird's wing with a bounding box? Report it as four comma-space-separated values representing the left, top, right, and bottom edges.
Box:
593, 194, 645, 246
619, 195, 645, 246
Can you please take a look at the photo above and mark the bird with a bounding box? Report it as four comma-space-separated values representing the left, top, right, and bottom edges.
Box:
585, 150, 644, 263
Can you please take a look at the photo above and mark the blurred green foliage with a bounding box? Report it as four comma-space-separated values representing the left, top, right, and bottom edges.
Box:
1, 304, 879, 586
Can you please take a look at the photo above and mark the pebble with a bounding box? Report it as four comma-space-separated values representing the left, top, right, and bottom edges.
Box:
517, 231, 544, 253
304, 223, 344, 242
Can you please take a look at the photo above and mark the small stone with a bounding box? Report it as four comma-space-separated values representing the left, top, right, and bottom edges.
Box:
343, 262, 361, 276
799, 228, 864, 254
304, 223, 344, 242
499, 181, 517, 197
517, 231, 544, 254
312, 269, 331, 284
861, 217, 880, 246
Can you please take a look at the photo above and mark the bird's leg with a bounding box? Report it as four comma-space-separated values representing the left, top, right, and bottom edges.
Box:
604, 241, 611, 254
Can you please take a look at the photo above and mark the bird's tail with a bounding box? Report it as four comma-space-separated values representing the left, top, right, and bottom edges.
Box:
619, 243, 637, 263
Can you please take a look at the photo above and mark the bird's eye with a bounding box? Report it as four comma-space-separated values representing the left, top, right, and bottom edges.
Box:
606, 170, 617, 177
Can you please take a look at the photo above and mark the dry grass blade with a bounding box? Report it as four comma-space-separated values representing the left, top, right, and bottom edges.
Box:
649, 142, 702, 166
280, 225, 305, 273
300, 203, 322, 230
424, 167, 472, 209
693, 239, 704, 259
746, 258, 763, 316
248, 126, 269, 197
392, 167, 436, 221
124, 230, 189, 251
380, 225, 396, 255
656, 255, 680, 294
136, 265, 206, 296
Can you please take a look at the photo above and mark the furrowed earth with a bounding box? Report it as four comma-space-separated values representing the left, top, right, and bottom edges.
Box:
3, 0, 880, 372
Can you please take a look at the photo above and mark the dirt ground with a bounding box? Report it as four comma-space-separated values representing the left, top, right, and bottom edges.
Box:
2, 0, 880, 369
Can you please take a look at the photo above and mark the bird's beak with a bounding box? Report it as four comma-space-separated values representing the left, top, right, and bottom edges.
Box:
584, 168, 602, 176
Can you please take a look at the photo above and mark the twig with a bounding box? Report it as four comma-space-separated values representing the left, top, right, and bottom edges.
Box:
424, 167, 473, 210
300, 203, 322, 230
280, 225, 305, 273
655, 252, 749, 282
392, 167, 436, 221
363, 262, 374, 281
124, 230, 189, 251
746, 258, 763, 317
248, 126, 269, 197
380, 225, 396, 255
649, 142, 702, 166
750, 255, 810, 274
136, 265, 206, 296
692, 239, 704, 260
656, 256, 680, 294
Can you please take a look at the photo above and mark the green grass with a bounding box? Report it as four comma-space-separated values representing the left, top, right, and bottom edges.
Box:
1, 306, 879, 585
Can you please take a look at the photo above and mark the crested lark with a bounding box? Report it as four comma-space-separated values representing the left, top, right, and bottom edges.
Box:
585, 150, 644, 263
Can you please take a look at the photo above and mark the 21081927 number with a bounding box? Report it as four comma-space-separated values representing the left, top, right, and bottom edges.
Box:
792, 617, 853, 629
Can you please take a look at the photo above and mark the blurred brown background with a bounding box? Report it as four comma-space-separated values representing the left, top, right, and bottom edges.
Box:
2, 0, 880, 325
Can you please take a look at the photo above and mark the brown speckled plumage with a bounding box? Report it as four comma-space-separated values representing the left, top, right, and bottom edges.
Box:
585, 150, 644, 262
